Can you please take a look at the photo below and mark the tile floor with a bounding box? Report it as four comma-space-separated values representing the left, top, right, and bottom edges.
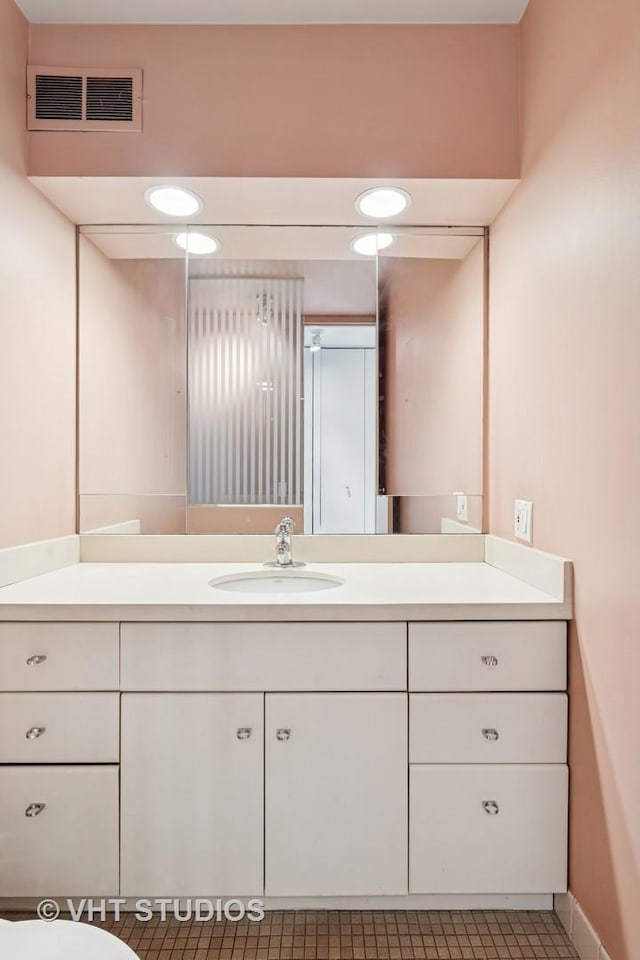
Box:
2, 909, 578, 959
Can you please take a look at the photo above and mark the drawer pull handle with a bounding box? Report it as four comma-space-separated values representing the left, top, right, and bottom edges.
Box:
482, 728, 499, 741
482, 800, 500, 816
25, 803, 46, 818
276, 728, 291, 741
481, 655, 499, 668
236, 727, 252, 740
25, 727, 46, 740
26, 655, 47, 667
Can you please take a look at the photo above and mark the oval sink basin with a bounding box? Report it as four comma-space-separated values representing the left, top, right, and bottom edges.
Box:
209, 570, 345, 594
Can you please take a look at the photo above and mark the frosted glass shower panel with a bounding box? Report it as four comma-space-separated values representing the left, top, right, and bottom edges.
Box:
188, 277, 304, 506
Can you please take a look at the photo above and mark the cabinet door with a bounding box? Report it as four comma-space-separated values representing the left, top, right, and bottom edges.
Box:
265, 693, 407, 896
410, 764, 568, 893
0, 766, 118, 896
121, 693, 263, 896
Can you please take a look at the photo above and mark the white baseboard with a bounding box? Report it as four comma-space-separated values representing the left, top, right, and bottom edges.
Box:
554, 891, 612, 959
0, 535, 79, 589
262, 894, 552, 909
0, 893, 553, 912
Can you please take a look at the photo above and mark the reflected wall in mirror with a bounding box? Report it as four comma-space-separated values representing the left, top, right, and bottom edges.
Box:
78, 225, 485, 535
378, 230, 485, 534
78, 227, 188, 535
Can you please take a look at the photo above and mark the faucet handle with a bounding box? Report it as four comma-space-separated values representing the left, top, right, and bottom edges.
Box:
276, 516, 296, 534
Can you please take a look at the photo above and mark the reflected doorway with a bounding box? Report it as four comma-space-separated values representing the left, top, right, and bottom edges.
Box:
304, 325, 376, 534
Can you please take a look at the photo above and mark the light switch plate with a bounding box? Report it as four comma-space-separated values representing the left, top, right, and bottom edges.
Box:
455, 493, 468, 523
514, 499, 533, 542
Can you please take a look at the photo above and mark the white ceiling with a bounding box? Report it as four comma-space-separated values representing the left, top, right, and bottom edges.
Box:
17, 0, 529, 24
31, 176, 518, 228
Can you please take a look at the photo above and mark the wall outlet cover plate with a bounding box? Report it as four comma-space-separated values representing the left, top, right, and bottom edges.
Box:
455, 494, 468, 523
514, 499, 533, 542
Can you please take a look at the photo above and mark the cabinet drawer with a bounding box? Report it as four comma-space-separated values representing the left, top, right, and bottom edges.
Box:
410, 764, 568, 893
0, 623, 119, 691
0, 694, 119, 763
121, 622, 406, 691
0, 765, 119, 896
409, 621, 566, 691
410, 693, 567, 763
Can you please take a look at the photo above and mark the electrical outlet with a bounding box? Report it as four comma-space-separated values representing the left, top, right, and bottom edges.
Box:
514, 499, 533, 542
455, 493, 468, 523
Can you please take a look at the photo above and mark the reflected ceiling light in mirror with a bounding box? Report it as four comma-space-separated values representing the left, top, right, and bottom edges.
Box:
355, 187, 411, 220
175, 232, 220, 255
310, 331, 322, 353
145, 185, 203, 217
351, 233, 394, 257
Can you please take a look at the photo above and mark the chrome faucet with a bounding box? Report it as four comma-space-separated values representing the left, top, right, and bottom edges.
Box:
274, 516, 296, 567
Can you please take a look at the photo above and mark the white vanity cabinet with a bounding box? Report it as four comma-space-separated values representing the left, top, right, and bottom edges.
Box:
118, 624, 408, 899
408, 621, 568, 895
265, 693, 407, 896
0, 622, 120, 897
0, 613, 569, 906
120, 693, 264, 897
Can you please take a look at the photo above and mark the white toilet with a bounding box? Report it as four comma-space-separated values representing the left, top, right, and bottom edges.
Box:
0, 919, 139, 959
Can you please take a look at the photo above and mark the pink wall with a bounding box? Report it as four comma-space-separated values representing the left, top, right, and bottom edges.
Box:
27, 24, 519, 179
382, 242, 484, 503
0, 0, 76, 548
78, 239, 186, 534
187, 505, 304, 535
488, 1, 640, 957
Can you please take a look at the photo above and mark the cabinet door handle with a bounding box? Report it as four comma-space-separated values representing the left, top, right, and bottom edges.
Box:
482, 728, 499, 741
25, 726, 46, 740
25, 803, 46, 818
481, 655, 499, 668
276, 728, 291, 741
482, 800, 500, 816
26, 655, 47, 667
236, 727, 252, 740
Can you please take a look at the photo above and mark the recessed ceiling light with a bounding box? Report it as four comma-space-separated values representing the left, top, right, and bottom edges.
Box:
145, 185, 203, 217
175, 232, 220, 255
355, 187, 412, 220
351, 233, 394, 257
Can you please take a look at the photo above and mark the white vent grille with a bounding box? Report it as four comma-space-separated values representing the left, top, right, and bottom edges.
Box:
27, 66, 142, 132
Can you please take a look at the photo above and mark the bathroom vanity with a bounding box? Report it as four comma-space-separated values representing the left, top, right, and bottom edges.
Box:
0, 547, 571, 910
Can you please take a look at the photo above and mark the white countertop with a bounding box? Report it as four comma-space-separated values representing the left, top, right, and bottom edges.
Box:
0, 562, 569, 621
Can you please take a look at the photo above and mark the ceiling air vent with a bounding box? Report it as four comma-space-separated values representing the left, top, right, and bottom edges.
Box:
27, 66, 142, 132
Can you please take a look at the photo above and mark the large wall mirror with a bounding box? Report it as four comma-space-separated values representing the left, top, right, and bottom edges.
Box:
78, 225, 484, 535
